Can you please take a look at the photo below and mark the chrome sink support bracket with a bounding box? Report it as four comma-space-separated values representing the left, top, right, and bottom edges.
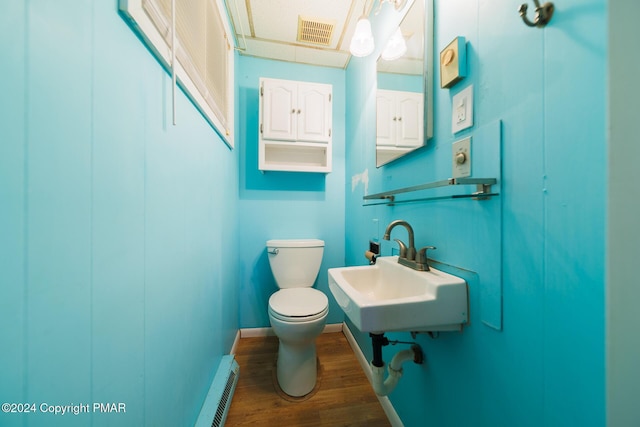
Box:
410, 324, 465, 339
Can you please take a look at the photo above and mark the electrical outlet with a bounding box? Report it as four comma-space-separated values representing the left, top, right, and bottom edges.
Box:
456, 99, 466, 123
456, 99, 467, 123
452, 137, 471, 178
451, 85, 473, 134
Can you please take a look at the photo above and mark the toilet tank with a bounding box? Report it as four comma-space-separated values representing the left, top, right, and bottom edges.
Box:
266, 239, 324, 289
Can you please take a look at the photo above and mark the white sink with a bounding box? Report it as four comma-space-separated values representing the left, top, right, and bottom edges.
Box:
328, 256, 468, 333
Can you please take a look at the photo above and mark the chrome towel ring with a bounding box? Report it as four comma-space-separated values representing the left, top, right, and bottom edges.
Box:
518, 1, 554, 28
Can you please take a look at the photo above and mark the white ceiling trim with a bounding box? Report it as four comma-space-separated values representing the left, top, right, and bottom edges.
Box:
225, 0, 370, 68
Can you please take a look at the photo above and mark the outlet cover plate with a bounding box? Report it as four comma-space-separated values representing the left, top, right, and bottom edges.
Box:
452, 85, 474, 134
452, 137, 471, 178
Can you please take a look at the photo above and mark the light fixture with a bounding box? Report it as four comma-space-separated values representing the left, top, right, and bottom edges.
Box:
349, 17, 375, 57
374, 0, 408, 15
349, 0, 408, 58
381, 27, 407, 61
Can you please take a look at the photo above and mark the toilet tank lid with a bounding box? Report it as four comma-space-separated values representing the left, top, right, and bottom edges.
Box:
266, 239, 324, 248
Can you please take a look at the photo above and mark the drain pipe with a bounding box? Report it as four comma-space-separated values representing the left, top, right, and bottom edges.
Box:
369, 333, 424, 396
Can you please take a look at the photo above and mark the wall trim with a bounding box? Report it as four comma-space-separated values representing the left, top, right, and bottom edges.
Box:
229, 330, 241, 355
238, 323, 344, 339
239, 327, 275, 338
323, 323, 344, 333
342, 323, 404, 427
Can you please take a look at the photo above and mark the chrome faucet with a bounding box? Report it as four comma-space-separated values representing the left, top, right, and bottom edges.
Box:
383, 219, 436, 271
383, 220, 416, 261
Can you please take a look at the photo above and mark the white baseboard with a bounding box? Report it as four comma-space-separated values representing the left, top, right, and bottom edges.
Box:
238, 323, 343, 340
239, 327, 275, 338
323, 323, 344, 333
229, 330, 241, 355
342, 323, 404, 427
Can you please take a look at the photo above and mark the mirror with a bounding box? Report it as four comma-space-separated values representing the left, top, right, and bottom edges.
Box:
375, 0, 431, 167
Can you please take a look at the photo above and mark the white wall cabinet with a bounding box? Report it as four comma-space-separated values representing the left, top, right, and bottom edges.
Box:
376, 89, 423, 148
259, 77, 332, 173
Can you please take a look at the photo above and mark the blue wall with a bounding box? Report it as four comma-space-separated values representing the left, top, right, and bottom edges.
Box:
345, 0, 606, 426
0, 0, 610, 426
0, 2, 238, 426
235, 56, 346, 328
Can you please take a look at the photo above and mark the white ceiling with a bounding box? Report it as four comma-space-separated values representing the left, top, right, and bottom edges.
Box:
224, 0, 374, 69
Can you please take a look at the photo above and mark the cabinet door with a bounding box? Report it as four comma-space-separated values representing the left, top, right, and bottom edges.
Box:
376, 90, 395, 147
262, 79, 297, 141
297, 83, 331, 143
396, 91, 424, 148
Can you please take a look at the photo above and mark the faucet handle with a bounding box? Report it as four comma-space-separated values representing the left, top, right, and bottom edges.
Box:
393, 238, 407, 258
417, 246, 436, 264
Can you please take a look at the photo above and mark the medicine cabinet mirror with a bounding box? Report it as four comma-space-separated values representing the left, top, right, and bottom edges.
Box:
375, 0, 432, 167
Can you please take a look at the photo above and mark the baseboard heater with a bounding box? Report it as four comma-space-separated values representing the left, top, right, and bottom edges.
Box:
195, 355, 240, 427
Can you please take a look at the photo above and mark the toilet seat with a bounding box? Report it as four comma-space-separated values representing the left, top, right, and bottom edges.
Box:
269, 288, 328, 323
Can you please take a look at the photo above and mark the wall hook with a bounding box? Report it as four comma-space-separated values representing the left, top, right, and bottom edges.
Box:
518, 1, 554, 28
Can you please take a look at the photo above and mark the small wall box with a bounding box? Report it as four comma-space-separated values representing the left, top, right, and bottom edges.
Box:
440, 37, 467, 89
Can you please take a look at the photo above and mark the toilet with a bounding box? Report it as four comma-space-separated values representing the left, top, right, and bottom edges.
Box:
266, 239, 329, 397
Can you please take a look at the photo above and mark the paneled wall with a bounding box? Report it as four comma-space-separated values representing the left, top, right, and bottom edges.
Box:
0, 2, 239, 426
235, 56, 346, 328
0, 0, 617, 426
344, 0, 606, 425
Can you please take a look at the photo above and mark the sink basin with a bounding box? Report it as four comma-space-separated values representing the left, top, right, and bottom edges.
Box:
328, 256, 468, 333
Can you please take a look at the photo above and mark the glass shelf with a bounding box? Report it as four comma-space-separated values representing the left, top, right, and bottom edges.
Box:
363, 178, 498, 206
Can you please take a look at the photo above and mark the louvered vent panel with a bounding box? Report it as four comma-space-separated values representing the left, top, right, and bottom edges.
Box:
211, 369, 237, 427
194, 355, 239, 427
297, 16, 334, 46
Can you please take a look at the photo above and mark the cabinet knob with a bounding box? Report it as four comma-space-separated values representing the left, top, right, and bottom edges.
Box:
297, 109, 301, 114
291, 109, 296, 113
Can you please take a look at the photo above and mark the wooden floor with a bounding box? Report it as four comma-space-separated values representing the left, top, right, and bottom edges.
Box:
225, 331, 391, 426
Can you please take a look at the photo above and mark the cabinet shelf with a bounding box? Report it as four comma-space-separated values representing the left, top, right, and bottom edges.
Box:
363, 178, 498, 206
261, 143, 329, 173
263, 140, 329, 148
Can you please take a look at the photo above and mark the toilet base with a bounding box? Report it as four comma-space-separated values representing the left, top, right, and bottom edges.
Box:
273, 355, 322, 401
276, 341, 318, 397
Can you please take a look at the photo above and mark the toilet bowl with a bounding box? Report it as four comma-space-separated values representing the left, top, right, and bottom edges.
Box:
266, 239, 328, 397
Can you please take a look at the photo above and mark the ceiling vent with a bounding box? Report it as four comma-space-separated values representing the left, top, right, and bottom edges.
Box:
297, 16, 335, 46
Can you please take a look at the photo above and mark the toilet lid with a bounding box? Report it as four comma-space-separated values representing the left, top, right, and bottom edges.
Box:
269, 288, 328, 318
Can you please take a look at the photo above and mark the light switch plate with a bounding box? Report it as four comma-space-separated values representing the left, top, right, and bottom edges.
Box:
452, 85, 473, 134
452, 137, 471, 178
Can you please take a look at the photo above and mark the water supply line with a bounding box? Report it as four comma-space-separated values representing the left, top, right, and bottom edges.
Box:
369, 333, 424, 396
